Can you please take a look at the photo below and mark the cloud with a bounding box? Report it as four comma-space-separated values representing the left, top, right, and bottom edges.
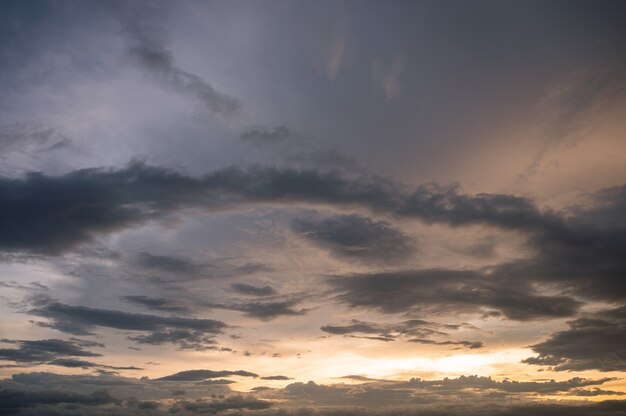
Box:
0, 339, 101, 364
173, 395, 273, 413
194, 379, 237, 385
408, 339, 483, 349
261, 376, 292, 381
133, 253, 203, 276
307, 20, 351, 80
118, 2, 241, 116
230, 284, 276, 297
0, 371, 622, 415
0, 163, 560, 253
206, 299, 308, 321
523, 307, 626, 371
291, 214, 415, 263
274, 375, 618, 409
321, 319, 481, 348
0, 388, 116, 414
240, 126, 298, 144
0, 162, 622, 304
328, 269, 581, 321
121, 295, 191, 314
130, 252, 271, 283
157, 369, 258, 382
321, 319, 459, 339
0, 123, 70, 156
47, 359, 142, 371
372, 56, 406, 102
29, 300, 226, 350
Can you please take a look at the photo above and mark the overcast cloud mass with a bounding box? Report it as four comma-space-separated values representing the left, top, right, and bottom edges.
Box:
0, 0, 625, 415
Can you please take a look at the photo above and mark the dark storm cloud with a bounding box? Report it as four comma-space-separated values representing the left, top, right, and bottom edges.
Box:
230, 283, 276, 297
0, 339, 101, 364
328, 269, 581, 321
116, 1, 241, 116
157, 369, 258, 381
290, 214, 415, 263
121, 295, 191, 314
29, 300, 226, 350
0, 162, 623, 303
523, 308, 626, 372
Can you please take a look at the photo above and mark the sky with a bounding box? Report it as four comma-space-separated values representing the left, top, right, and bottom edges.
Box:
0, 0, 625, 415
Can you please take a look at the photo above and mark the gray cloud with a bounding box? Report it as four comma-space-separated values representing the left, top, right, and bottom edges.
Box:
523, 308, 626, 371
30, 300, 226, 350
118, 2, 241, 117
206, 299, 308, 321
230, 284, 276, 297
0, 162, 623, 306
173, 395, 273, 413
0, 339, 101, 365
121, 295, 191, 314
321, 319, 458, 339
240, 126, 298, 144
273, 375, 618, 409
133, 253, 203, 276
321, 319, 480, 349
1, 370, 623, 415
0, 123, 70, 156
130, 252, 271, 283
328, 269, 582, 321
291, 213, 415, 263
157, 369, 258, 382
0, 388, 116, 415
408, 339, 483, 349
47, 358, 142, 372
